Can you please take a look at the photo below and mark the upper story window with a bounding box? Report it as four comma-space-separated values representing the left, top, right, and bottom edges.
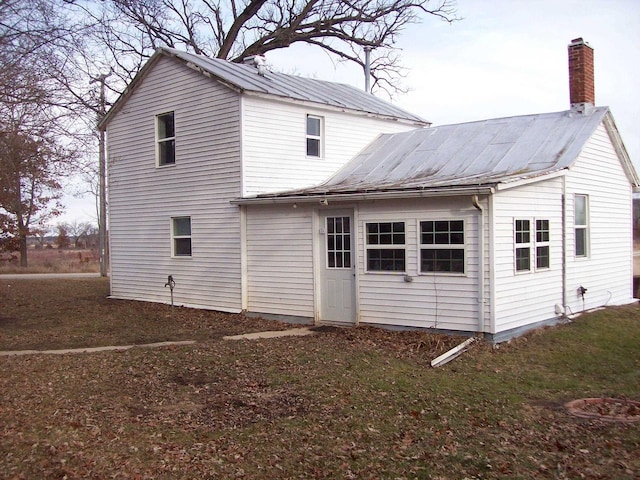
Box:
420, 220, 465, 274
574, 194, 589, 257
365, 222, 405, 272
172, 216, 191, 257
157, 111, 175, 166
306, 115, 322, 158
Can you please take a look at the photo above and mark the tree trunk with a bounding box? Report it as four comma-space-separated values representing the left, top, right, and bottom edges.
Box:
19, 232, 28, 267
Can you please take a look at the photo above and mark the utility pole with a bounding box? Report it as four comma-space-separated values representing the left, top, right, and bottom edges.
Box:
92, 73, 109, 277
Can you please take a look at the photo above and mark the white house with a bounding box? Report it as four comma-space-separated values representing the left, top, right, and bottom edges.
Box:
101, 38, 639, 341
100, 47, 427, 314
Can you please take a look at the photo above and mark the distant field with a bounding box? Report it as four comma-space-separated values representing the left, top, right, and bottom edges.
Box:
0, 248, 100, 274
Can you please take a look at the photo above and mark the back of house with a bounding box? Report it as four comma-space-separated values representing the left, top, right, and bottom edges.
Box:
101, 48, 426, 313
103, 39, 639, 341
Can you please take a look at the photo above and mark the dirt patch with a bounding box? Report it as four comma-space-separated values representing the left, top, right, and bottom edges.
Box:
565, 398, 640, 423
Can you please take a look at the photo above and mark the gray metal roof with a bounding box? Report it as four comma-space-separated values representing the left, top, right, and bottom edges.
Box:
262, 107, 628, 198
161, 48, 427, 124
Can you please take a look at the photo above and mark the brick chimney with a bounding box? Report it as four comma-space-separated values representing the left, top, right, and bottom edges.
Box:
568, 38, 595, 112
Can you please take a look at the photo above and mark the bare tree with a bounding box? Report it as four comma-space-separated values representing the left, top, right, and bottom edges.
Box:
72, 0, 458, 94
64, 220, 94, 248
0, 0, 80, 266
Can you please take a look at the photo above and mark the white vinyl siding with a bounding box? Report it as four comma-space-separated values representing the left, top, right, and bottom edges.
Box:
241, 95, 418, 196
564, 123, 634, 313
245, 204, 315, 318
356, 198, 483, 332
492, 179, 564, 334
107, 55, 243, 312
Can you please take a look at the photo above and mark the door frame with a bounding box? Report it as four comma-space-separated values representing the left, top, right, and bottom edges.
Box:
314, 206, 359, 325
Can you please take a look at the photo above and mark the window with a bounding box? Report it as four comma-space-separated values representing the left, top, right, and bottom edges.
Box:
514, 219, 531, 272
172, 217, 191, 256
574, 194, 588, 257
306, 115, 322, 157
157, 112, 175, 166
515, 218, 550, 272
326, 217, 351, 269
536, 219, 550, 269
366, 222, 405, 272
420, 220, 465, 273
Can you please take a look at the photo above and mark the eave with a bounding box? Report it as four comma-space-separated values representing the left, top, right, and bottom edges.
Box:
231, 185, 496, 206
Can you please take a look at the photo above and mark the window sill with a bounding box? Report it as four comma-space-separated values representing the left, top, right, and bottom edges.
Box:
364, 271, 407, 275
418, 272, 467, 277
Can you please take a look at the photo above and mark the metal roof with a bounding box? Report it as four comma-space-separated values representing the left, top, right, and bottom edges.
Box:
251, 106, 631, 200
161, 48, 428, 124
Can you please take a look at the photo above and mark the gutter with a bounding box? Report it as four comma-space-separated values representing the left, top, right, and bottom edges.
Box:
231, 186, 496, 206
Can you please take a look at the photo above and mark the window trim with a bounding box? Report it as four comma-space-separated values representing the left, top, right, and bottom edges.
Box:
419, 219, 466, 275
514, 218, 551, 274
365, 221, 406, 273
574, 194, 589, 258
306, 114, 323, 158
514, 219, 532, 273
171, 216, 192, 258
156, 111, 176, 167
535, 219, 550, 270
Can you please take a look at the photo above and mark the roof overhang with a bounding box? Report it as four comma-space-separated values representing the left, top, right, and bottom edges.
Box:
602, 111, 640, 188
494, 169, 568, 191
231, 185, 496, 206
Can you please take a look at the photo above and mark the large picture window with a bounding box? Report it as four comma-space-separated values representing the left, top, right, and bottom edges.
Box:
157, 111, 175, 166
366, 222, 405, 272
574, 194, 588, 257
172, 216, 191, 257
420, 220, 465, 273
306, 115, 322, 157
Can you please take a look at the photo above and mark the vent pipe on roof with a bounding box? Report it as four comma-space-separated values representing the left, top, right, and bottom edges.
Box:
364, 46, 372, 93
243, 55, 268, 76
568, 38, 595, 113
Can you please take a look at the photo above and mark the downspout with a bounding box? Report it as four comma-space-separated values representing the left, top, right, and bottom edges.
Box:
472, 195, 485, 334
561, 176, 567, 315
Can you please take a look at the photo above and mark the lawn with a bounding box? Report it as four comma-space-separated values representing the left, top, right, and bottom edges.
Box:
0, 278, 639, 479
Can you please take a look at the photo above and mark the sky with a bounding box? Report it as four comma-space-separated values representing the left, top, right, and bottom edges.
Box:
57, 0, 640, 226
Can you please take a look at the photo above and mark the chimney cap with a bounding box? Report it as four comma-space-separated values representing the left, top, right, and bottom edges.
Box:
569, 37, 590, 47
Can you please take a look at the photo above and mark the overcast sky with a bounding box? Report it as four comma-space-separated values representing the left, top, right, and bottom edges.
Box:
59, 0, 640, 225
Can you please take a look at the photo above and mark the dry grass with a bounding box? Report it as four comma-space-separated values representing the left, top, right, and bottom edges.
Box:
1, 278, 639, 479
0, 248, 100, 274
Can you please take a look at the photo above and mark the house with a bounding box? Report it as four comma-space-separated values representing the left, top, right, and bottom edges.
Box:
100, 47, 427, 314
101, 38, 639, 342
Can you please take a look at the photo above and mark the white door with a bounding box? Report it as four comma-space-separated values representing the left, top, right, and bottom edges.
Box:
320, 212, 356, 324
